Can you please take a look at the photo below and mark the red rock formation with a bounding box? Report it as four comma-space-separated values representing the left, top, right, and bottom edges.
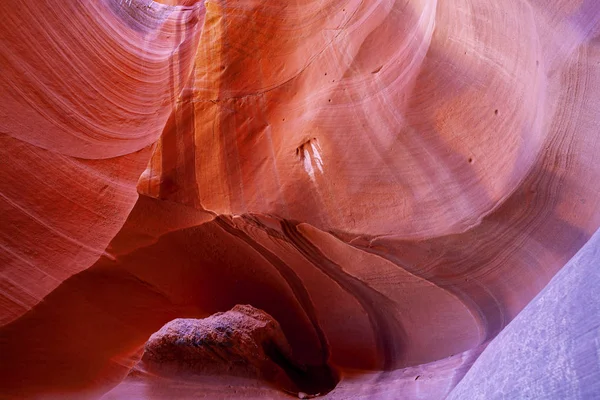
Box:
0, 0, 204, 325
123, 305, 338, 397
1, 0, 600, 398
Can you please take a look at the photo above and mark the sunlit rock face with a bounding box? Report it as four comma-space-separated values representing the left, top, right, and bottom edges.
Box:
1, 0, 599, 399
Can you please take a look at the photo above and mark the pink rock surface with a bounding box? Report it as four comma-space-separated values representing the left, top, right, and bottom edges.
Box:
1, 0, 600, 399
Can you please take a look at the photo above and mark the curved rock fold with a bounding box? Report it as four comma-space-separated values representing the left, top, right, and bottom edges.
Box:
1, 0, 600, 399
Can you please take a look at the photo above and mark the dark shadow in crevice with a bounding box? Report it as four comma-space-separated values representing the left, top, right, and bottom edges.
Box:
263, 341, 339, 397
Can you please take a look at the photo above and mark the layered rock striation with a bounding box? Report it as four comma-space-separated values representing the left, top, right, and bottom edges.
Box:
1, 0, 600, 399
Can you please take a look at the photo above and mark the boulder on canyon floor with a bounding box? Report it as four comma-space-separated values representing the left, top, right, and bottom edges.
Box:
137, 304, 337, 397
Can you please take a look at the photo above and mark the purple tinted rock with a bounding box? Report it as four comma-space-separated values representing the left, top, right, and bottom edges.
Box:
448, 228, 600, 399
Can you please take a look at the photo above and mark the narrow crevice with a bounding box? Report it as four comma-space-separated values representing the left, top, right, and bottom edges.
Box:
263, 341, 339, 397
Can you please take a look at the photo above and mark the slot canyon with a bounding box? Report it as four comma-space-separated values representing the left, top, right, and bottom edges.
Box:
1, 0, 599, 398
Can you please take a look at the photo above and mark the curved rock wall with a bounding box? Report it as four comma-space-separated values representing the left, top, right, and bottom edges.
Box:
1, 0, 599, 398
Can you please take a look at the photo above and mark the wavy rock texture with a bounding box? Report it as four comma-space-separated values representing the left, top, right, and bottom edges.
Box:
1, 0, 600, 399
0, 0, 204, 325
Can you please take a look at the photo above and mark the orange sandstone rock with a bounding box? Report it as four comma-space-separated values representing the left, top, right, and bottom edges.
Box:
1, 0, 600, 399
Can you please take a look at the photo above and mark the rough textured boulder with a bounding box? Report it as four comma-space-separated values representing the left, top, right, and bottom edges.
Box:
1, 0, 600, 399
141, 306, 296, 378
134, 305, 337, 396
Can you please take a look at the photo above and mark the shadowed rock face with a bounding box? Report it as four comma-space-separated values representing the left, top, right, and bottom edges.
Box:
1, 0, 600, 399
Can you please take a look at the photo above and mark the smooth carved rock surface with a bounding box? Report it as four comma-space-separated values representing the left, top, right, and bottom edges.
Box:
0, 0, 204, 326
1, 0, 600, 399
447, 226, 600, 400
